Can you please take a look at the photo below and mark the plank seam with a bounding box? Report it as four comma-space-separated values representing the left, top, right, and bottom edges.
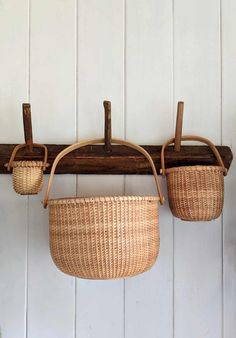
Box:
219, 1, 224, 337
123, 1, 127, 337
25, 0, 31, 336
75, 0, 79, 337
172, 0, 175, 337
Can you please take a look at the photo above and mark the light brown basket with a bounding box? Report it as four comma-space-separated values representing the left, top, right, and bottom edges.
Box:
161, 135, 227, 221
6, 143, 49, 195
43, 138, 165, 280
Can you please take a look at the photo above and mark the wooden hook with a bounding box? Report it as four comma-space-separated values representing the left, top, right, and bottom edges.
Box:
174, 101, 184, 152
103, 100, 112, 152
22, 103, 33, 152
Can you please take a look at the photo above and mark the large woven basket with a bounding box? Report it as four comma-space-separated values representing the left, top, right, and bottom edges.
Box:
43, 138, 165, 280
161, 135, 227, 221
6, 143, 48, 195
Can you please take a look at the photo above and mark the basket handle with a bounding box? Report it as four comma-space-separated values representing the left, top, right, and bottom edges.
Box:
43, 138, 165, 208
161, 135, 227, 177
6, 143, 48, 171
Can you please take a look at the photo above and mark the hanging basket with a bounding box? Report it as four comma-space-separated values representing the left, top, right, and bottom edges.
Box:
43, 138, 165, 280
161, 135, 227, 221
6, 143, 49, 195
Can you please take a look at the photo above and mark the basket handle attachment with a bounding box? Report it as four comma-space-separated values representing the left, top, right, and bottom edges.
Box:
43, 138, 165, 208
6, 143, 49, 171
161, 135, 227, 177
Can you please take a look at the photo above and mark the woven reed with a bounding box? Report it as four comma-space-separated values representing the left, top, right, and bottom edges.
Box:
161, 135, 227, 221
44, 138, 164, 279
166, 165, 224, 221
12, 161, 44, 195
6, 143, 49, 195
49, 196, 160, 279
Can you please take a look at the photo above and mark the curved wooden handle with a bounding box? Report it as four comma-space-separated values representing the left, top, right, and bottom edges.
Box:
43, 138, 165, 208
6, 143, 48, 171
161, 135, 227, 176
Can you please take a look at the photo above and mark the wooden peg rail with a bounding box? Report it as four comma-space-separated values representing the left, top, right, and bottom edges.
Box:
22, 103, 33, 152
0, 143, 233, 174
0, 101, 233, 175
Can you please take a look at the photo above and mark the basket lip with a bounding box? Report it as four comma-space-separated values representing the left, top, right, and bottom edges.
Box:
165, 165, 225, 174
47, 195, 160, 206
12, 161, 49, 168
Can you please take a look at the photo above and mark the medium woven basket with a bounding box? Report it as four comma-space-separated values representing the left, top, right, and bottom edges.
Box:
6, 143, 49, 195
43, 138, 165, 280
161, 135, 227, 221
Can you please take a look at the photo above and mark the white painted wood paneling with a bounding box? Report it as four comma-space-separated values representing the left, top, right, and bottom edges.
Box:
0, 0, 29, 144
77, 0, 125, 140
0, 1, 28, 337
174, 1, 222, 338
27, 1, 77, 337
222, 0, 236, 337
0, 1, 235, 337
0, 177, 27, 338
76, 1, 125, 337
125, 1, 173, 337
126, 0, 173, 144
174, 0, 221, 142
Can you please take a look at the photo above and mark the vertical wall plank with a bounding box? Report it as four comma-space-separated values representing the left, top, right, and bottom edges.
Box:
76, 1, 125, 337
27, 1, 76, 337
222, 0, 236, 337
0, 1, 28, 337
174, 1, 222, 338
174, 0, 221, 142
125, 1, 173, 338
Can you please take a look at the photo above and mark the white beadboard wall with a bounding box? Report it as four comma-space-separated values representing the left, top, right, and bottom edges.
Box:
0, 0, 235, 338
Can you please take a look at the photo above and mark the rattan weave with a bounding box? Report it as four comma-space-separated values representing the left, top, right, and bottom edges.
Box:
161, 135, 227, 221
12, 161, 44, 195
43, 138, 165, 279
6, 143, 48, 195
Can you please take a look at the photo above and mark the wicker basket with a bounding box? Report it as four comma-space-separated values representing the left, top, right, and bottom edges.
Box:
6, 143, 49, 195
43, 138, 165, 280
161, 135, 227, 221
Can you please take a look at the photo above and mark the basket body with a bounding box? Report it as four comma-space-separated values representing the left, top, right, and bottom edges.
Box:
166, 165, 224, 221
12, 161, 44, 195
49, 196, 160, 279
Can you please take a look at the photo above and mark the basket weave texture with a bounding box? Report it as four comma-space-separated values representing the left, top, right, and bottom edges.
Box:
44, 138, 165, 279
49, 196, 160, 279
161, 135, 227, 221
7, 143, 49, 195
166, 165, 224, 221
12, 161, 44, 195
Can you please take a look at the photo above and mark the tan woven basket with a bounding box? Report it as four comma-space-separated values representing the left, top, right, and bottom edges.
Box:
161, 135, 227, 221
43, 138, 165, 280
6, 143, 49, 195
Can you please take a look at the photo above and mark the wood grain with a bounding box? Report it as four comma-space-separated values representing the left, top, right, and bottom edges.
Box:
104, 101, 112, 152
0, 143, 232, 174
22, 103, 33, 152
174, 102, 184, 152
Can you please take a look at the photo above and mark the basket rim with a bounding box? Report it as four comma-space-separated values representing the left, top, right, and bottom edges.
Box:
12, 160, 49, 168
47, 195, 160, 206
165, 165, 225, 174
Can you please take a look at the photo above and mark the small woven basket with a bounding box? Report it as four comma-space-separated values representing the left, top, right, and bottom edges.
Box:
161, 135, 227, 221
6, 143, 49, 195
43, 138, 165, 280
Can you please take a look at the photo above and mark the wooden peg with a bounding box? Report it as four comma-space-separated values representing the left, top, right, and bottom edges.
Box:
103, 100, 112, 152
22, 103, 33, 152
174, 101, 184, 152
